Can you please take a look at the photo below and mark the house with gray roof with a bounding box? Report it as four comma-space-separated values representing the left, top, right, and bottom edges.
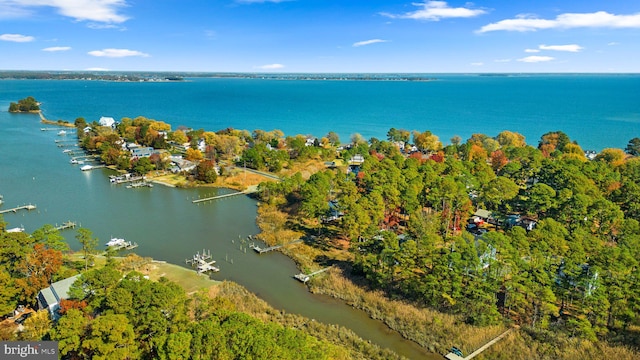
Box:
37, 274, 80, 320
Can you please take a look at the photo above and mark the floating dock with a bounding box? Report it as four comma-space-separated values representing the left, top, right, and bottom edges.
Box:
0, 204, 37, 214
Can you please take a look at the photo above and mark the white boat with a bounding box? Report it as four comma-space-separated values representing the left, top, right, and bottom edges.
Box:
63, 149, 72, 153
57, 130, 67, 136
80, 165, 93, 171
6, 226, 25, 233
106, 237, 127, 247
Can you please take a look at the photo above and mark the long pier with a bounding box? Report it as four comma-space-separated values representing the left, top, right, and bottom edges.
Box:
445, 327, 515, 360
250, 239, 302, 254
294, 266, 332, 283
192, 186, 258, 204
0, 204, 37, 214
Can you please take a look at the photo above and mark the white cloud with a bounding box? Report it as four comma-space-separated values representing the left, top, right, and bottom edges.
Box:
608, 42, 619, 46
353, 39, 388, 47
478, 11, 640, 33
88, 48, 149, 58
539, 44, 583, 52
254, 63, 285, 70
85, 67, 109, 71
470, 62, 484, 66
525, 48, 540, 53
42, 46, 71, 52
381, 1, 486, 21
518, 56, 555, 63
0, 0, 129, 23
0, 33, 34, 42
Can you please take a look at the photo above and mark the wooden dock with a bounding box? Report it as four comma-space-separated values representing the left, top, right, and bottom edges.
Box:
0, 204, 36, 214
110, 174, 145, 184
192, 187, 258, 204
250, 239, 302, 254
294, 266, 332, 283
54, 221, 76, 231
445, 327, 515, 360
126, 181, 153, 189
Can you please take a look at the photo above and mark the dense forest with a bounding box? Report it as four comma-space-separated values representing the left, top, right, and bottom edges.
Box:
255, 130, 640, 355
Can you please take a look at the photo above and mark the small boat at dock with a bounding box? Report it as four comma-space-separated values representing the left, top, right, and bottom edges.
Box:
106, 237, 138, 250
80, 165, 93, 171
106, 237, 127, 247
57, 130, 67, 136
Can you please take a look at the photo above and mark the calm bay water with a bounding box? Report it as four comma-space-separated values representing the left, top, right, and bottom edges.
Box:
1, 74, 639, 151
1, 75, 639, 359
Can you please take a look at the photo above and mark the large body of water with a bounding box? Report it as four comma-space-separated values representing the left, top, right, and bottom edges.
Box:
2, 74, 640, 151
1, 75, 639, 358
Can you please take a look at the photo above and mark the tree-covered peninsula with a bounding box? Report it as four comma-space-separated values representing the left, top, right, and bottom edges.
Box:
8, 96, 40, 113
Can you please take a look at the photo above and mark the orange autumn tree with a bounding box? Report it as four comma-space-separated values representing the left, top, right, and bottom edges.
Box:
15, 243, 63, 305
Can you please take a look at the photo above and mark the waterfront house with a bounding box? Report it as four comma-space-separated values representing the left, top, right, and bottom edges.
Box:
169, 156, 197, 173
131, 146, 156, 159
37, 274, 80, 320
99, 116, 115, 128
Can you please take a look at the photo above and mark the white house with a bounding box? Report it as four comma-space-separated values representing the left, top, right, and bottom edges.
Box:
99, 116, 115, 128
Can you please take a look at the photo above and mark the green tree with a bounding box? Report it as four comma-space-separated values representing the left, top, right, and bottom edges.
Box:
50, 308, 89, 359
31, 225, 69, 252
76, 228, 98, 271
480, 176, 520, 212
19, 310, 51, 341
133, 157, 155, 175
625, 137, 640, 156
0, 267, 18, 316
83, 314, 137, 360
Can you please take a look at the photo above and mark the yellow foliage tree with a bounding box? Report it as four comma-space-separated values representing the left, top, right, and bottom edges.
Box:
185, 148, 203, 161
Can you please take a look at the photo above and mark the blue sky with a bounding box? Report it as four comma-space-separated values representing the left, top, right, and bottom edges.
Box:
1, 0, 639, 72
